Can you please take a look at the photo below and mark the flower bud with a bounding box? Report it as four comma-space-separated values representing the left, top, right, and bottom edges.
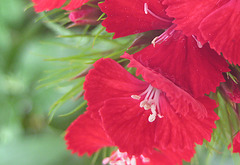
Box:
220, 66, 240, 104
69, 1, 102, 26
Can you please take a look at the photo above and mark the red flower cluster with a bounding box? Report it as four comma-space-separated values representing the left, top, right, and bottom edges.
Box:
32, 0, 240, 164
66, 0, 238, 163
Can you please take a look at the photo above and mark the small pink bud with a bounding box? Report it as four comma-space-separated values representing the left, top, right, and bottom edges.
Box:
69, 2, 102, 26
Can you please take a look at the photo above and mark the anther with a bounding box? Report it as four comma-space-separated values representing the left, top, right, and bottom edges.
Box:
131, 85, 164, 122
158, 114, 164, 118
131, 95, 141, 100
140, 155, 150, 163
151, 27, 175, 46
148, 114, 156, 122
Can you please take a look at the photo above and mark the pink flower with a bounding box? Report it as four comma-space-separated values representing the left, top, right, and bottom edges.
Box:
102, 149, 194, 165
32, 0, 90, 12
84, 58, 219, 159
163, 0, 240, 65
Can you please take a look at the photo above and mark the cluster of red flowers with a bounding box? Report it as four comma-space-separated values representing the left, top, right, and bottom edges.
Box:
32, 0, 240, 164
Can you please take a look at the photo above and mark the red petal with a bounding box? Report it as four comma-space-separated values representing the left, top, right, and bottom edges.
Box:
32, 0, 66, 12
155, 95, 218, 151
100, 96, 217, 156
233, 132, 240, 154
65, 112, 113, 156
62, 0, 89, 10
163, 0, 228, 43
122, 29, 229, 98
139, 148, 195, 165
99, 0, 172, 38
199, 0, 240, 65
84, 58, 148, 119
100, 97, 156, 156
124, 54, 208, 118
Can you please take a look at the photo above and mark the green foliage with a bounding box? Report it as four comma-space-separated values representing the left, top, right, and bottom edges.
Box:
35, 12, 137, 123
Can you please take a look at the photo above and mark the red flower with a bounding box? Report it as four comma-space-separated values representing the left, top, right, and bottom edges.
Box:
84, 58, 219, 159
99, 0, 173, 38
32, 0, 90, 12
232, 132, 240, 155
65, 63, 196, 164
124, 26, 230, 98
163, 0, 240, 65
65, 58, 198, 164
99, 0, 229, 97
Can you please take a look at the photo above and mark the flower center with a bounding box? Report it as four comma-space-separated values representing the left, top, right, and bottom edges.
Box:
144, 3, 172, 23
131, 85, 164, 122
102, 150, 150, 165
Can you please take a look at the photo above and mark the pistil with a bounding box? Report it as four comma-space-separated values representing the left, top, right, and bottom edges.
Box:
144, 3, 172, 23
192, 35, 203, 48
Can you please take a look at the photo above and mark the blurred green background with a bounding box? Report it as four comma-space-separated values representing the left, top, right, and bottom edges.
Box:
0, 0, 90, 164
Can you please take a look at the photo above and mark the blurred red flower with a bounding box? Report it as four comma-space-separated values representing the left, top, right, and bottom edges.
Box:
32, 0, 89, 12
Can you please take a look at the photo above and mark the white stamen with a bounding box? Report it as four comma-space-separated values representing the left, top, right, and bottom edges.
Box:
144, 3, 148, 14
143, 3, 172, 23
151, 37, 157, 47
102, 150, 138, 165
131, 85, 164, 122
103, 150, 150, 165
192, 35, 203, 48
130, 157, 136, 165
102, 158, 110, 164
140, 155, 150, 163
144, 104, 151, 110
148, 114, 156, 122
151, 27, 175, 46
131, 95, 141, 100
158, 114, 164, 118
140, 100, 147, 108
151, 104, 156, 114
